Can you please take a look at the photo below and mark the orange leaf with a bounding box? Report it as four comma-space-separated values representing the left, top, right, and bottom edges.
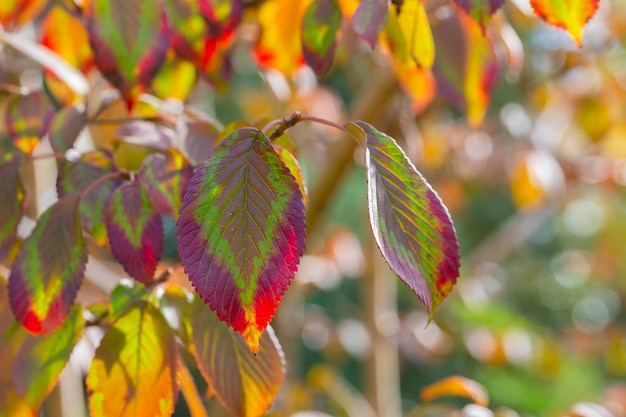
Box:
530, 0, 599, 47
41, 6, 94, 74
86, 301, 178, 417
0, 0, 47, 28
420, 375, 489, 406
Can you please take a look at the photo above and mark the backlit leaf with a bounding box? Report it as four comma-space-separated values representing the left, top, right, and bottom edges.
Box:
152, 55, 197, 101
106, 181, 164, 285
530, 0, 599, 46
157, 283, 194, 346
0, 0, 47, 28
383, 0, 434, 69
8, 194, 87, 334
177, 127, 306, 353
57, 150, 123, 246
87, 301, 178, 417
48, 105, 87, 154
110, 280, 148, 318
86, 0, 172, 108
346, 121, 460, 316
138, 150, 193, 218
352, 0, 388, 48
0, 153, 24, 262
420, 375, 489, 406
41, 6, 94, 74
198, 0, 244, 37
451, 0, 506, 30
432, 11, 500, 126
255, 0, 309, 75
5, 92, 55, 154
13, 305, 84, 408
274, 145, 308, 207
191, 296, 286, 417
301, 0, 342, 75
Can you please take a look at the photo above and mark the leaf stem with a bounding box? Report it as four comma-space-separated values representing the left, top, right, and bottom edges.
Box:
79, 171, 128, 200
299, 114, 350, 134
30, 152, 67, 161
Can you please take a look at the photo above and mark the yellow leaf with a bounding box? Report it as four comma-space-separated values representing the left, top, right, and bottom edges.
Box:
383, 0, 434, 69
530, 0, 599, 47
420, 375, 489, 406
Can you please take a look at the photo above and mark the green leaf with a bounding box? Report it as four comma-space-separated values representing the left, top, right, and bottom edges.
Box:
8, 194, 87, 334
177, 127, 306, 353
0, 153, 24, 261
191, 296, 285, 417
110, 280, 148, 318
106, 181, 164, 285
301, 0, 342, 75
352, 0, 388, 48
87, 301, 178, 417
198, 0, 243, 37
4, 91, 55, 154
12, 305, 84, 408
86, 0, 172, 108
138, 150, 193, 218
346, 121, 460, 316
57, 150, 122, 246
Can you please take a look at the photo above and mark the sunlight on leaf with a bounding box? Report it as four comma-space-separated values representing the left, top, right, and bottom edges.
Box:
8, 194, 87, 334
451, 0, 506, 30
301, 0, 342, 75
530, 0, 599, 47
0, 0, 46, 28
383, 0, 434, 69
346, 121, 460, 316
191, 296, 286, 417
41, 6, 94, 74
177, 127, 306, 353
420, 375, 489, 406
87, 301, 178, 417
4, 92, 55, 154
106, 181, 164, 285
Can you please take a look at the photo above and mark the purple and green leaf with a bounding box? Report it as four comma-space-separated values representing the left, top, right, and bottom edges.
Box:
451, 0, 506, 30
12, 305, 83, 408
8, 194, 87, 334
177, 127, 306, 353
57, 150, 122, 246
105, 181, 164, 285
138, 150, 193, 218
353, 0, 389, 48
346, 121, 460, 316
48, 104, 86, 154
5, 91, 55, 154
86, 0, 171, 108
301, 0, 342, 75
198, 0, 243, 37
191, 295, 285, 417
0, 153, 24, 261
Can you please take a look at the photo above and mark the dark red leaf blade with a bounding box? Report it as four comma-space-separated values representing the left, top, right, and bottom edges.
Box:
106, 181, 164, 285
5, 91, 56, 154
198, 0, 243, 37
177, 127, 306, 353
0, 153, 24, 261
347, 121, 460, 316
86, 0, 171, 108
191, 295, 285, 417
301, 0, 342, 75
138, 150, 193, 218
8, 194, 87, 334
57, 150, 122, 246
352, 0, 389, 48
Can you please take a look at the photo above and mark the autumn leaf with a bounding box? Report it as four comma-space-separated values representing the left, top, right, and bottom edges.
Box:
86, 0, 172, 108
383, 0, 434, 69
530, 0, 599, 47
451, 0, 506, 30
191, 296, 286, 417
346, 121, 460, 316
8, 194, 87, 334
0, 153, 24, 262
47, 105, 87, 154
177, 127, 306, 353
12, 306, 84, 409
0, 0, 47, 28
138, 150, 193, 218
57, 150, 123, 246
352, 0, 389, 48
4, 91, 55, 154
106, 181, 164, 285
41, 6, 94, 74
301, 0, 342, 75
420, 375, 489, 406
87, 301, 178, 417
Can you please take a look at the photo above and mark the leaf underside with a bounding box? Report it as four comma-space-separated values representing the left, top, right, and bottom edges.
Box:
347, 121, 460, 316
177, 127, 306, 353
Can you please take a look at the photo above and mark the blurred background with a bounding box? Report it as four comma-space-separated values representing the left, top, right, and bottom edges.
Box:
1, 0, 626, 416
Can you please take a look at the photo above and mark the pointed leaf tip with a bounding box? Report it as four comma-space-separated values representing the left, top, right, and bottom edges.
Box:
530, 0, 599, 47
347, 121, 460, 315
353, 0, 389, 48
177, 127, 306, 352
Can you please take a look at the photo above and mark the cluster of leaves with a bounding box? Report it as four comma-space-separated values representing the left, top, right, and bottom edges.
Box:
0, 0, 603, 416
